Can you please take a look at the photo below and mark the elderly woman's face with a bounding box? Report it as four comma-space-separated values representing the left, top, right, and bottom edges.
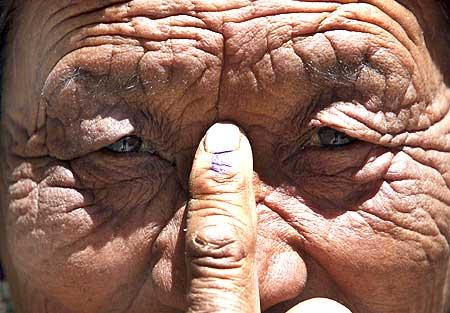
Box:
1, 0, 449, 312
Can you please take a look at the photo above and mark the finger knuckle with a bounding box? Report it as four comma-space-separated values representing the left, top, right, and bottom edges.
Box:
186, 223, 249, 271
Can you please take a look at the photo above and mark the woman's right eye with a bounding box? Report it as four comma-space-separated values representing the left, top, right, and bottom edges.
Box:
106, 136, 143, 153
316, 127, 357, 147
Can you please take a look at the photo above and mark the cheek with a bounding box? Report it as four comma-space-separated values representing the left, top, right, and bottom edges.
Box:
263, 149, 450, 310
279, 142, 393, 211
4, 154, 183, 311
254, 203, 308, 310
149, 206, 188, 310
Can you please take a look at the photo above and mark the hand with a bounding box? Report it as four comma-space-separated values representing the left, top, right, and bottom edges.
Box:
185, 123, 352, 313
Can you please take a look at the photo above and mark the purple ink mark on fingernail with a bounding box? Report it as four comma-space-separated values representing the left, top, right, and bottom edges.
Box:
211, 152, 233, 174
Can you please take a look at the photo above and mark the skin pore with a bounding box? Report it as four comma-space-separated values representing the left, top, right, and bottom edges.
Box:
0, 0, 449, 312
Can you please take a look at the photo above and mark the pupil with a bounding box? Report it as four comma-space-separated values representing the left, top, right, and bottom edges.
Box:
107, 136, 142, 153
318, 128, 353, 146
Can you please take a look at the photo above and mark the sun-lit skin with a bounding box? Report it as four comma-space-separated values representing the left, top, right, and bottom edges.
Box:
0, 0, 449, 312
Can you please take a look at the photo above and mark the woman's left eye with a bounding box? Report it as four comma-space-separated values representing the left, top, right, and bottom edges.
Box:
306, 127, 357, 147
106, 136, 143, 153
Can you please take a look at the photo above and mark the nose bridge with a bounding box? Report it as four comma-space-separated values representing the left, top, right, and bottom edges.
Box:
178, 118, 284, 193
211, 16, 322, 151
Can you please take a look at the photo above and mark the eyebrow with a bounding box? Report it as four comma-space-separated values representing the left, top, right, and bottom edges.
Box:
306, 59, 368, 89
57, 67, 146, 97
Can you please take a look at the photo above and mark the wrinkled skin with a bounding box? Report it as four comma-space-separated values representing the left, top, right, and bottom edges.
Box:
1, 0, 450, 312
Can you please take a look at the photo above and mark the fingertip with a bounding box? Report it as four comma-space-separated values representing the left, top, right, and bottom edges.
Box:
204, 123, 242, 154
189, 122, 253, 199
286, 298, 352, 313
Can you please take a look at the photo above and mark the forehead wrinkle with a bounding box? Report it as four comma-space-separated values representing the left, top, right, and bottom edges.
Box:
37, 0, 424, 34
41, 0, 421, 70
15, 0, 440, 112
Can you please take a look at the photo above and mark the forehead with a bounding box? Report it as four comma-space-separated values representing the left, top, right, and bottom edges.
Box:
5, 0, 449, 73
9, 0, 428, 82
0, 0, 446, 161
4, 0, 446, 108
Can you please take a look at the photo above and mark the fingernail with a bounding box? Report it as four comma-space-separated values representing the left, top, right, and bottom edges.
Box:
204, 123, 241, 153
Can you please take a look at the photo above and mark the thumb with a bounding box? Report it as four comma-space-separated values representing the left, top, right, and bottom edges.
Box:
286, 298, 352, 313
185, 123, 259, 313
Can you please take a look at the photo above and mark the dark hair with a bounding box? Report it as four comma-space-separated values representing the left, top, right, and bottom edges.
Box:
440, 0, 450, 19
439, 0, 450, 47
0, 0, 14, 117
0, 0, 13, 29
